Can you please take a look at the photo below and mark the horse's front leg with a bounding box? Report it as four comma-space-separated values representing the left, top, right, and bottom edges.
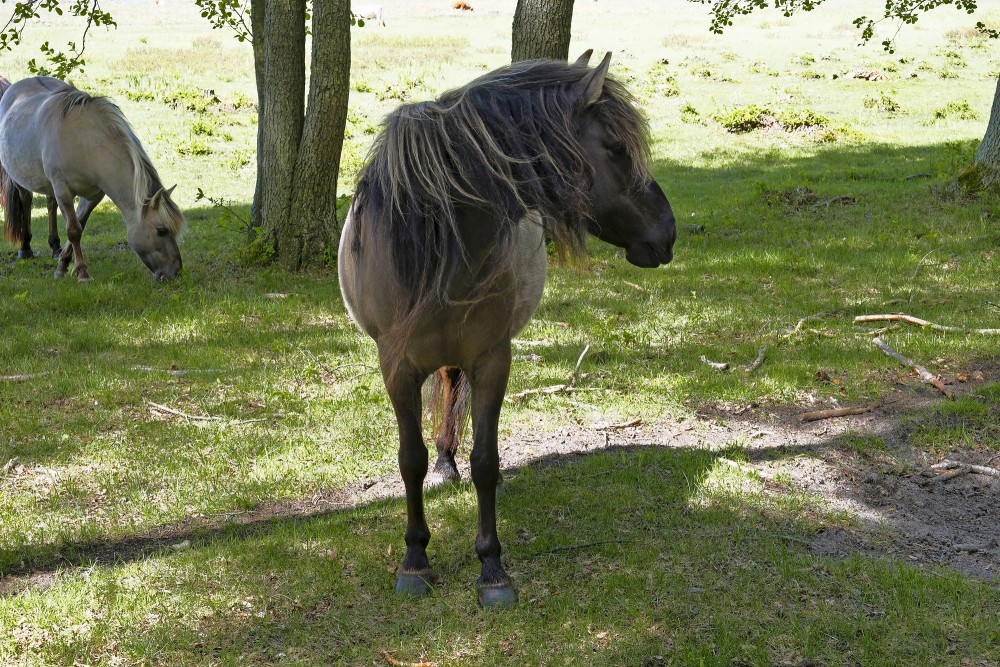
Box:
55, 195, 104, 272
53, 189, 89, 282
468, 342, 517, 607
381, 352, 436, 597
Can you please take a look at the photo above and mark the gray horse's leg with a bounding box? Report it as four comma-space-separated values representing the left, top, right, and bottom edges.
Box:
430, 367, 465, 485
381, 351, 436, 597
53, 188, 90, 281
54, 195, 104, 263
46, 196, 60, 258
468, 342, 517, 608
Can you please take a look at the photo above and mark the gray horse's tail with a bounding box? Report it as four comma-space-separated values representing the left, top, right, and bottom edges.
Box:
0, 74, 27, 245
429, 368, 472, 456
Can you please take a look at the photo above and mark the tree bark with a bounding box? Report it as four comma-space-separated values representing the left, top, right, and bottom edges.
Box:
282, 0, 352, 270
974, 74, 1000, 186
511, 0, 575, 62
254, 0, 306, 260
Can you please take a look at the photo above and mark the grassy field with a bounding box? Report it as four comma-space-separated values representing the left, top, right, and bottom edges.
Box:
1, 0, 1000, 664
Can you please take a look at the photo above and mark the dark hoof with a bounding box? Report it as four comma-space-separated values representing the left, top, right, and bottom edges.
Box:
477, 583, 517, 608
51, 249, 62, 260
395, 571, 435, 598
16, 249, 33, 260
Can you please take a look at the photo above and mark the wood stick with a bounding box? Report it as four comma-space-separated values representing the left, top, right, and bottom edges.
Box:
798, 406, 872, 422
571, 343, 591, 385
872, 337, 953, 399
509, 385, 601, 403
699, 355, 729, 371
924, 466, 971, 484
855, 313, 1000, 335
0, 372, 48, 382
530, 539, 632, 557
744, 346, 766, 374
131, 366, 225, 376
379, 651, 439, 667
147, 401, 221, 421
933, 459, 1000, 478
593, 418, 643, 431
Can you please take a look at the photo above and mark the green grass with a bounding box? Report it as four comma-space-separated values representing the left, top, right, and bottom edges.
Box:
2, 0, 1000, 664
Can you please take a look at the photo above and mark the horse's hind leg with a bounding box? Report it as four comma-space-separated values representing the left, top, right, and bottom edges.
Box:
46, 196, 60, 258
53, 189, 90, 281
468, 342, 517, 607
381, 351, 436, 597
429, 367, 467, 486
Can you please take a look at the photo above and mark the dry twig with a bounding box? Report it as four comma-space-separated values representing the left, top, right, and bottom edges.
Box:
699, 355, 729, 371
745, 346, 766, 374
872, 337, 953, 399
509, 385, 600, 403
592, 418, 643, 431
379, 651, 438, 667
798, 406, 872, 423
855, 313, 1000, 335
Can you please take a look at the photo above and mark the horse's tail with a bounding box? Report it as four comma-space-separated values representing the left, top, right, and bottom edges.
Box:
429, 368, 472, 455
2, 175, 28, 245
0, 75, 11, 211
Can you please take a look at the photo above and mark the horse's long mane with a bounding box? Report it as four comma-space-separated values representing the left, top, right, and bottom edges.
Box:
53, 85, 185, 238
353, 58, 650, 317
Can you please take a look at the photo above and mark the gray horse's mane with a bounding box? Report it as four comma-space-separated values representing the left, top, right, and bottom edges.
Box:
54, 88, 185, 237
354, 57, 651, 315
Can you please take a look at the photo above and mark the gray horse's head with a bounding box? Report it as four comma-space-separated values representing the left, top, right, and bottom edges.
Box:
129, 185, 185, 280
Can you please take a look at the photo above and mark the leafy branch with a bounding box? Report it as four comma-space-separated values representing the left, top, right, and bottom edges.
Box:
690, 0, 994, 52
0, 0, 116, 78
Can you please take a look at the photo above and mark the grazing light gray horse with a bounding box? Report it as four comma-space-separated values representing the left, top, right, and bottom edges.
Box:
0, 76, 186, 281
339, 52, 676, 607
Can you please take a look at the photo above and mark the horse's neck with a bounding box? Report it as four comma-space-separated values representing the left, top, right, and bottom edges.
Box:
98, 151, 158, 227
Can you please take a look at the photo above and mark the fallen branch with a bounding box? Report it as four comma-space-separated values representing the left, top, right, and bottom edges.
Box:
779, 312, 829, 342
855, 313, 1000, 335
798, 405, 872, 423
509, 385, 600, 403
699, 355, 729, 371
953, 542, 996, 553
571, 343, 591, 385
923, 466, 971, 485
932, 459, 1000, 478
131, 366, 225, 376
147, 401, 220, 422
530, 539, 632, 557
0, 372, 48, 382
745, 346, 766, 374
592, 418, 642, 431
872, 337, 953, 399
379, 651, 438, 667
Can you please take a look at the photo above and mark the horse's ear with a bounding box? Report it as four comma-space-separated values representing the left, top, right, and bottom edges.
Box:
573, 49, 593, 67
164, 184, 177, 199
149, 185, 176, 210
578, 51, 612, 108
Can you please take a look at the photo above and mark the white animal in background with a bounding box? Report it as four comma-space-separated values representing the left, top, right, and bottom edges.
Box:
353, 4, 386, 27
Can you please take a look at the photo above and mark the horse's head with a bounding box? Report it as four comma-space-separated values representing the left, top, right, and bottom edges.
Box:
130, 185, 185, 280
574, 52, 676, 268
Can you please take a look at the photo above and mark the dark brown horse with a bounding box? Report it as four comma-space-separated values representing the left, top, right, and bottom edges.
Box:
339, 51, 676, 607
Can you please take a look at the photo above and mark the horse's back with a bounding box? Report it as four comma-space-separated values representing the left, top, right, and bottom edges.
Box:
0, 77, 109, 197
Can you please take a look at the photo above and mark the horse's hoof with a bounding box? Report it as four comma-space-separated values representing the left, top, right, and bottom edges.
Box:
477, 583, 517, 608
426, 470, 459, 489
53, 270, 65, 279
395, 572, 435, 598
76, 272, 93, 283
16, 249, 33, 260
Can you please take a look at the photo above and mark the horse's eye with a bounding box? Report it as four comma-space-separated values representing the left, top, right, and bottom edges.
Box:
609, 141, 627, 157
156, 227, 170, 237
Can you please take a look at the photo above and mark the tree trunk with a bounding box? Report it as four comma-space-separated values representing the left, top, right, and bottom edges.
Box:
511, 0, 575, 62
253, 0, 306, 262
282, 0, 352, 270
250, 0, 267, 232
974, 74, 1000, 186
